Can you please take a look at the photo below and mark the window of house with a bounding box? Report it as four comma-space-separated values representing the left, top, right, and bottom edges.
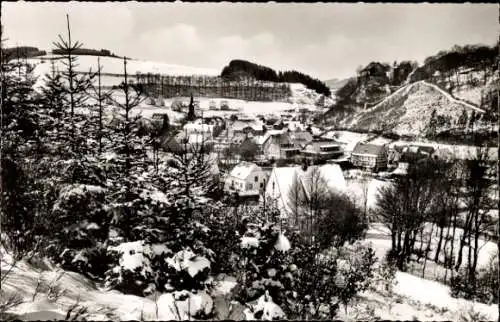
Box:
260, 182, 264, 188
254, 176, 258, 182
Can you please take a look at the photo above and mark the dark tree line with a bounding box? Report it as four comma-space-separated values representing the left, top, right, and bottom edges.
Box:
52, 47, 118, 57
2, 46, 47, 61
221, 59, 331, 97
409, 43, 498, 83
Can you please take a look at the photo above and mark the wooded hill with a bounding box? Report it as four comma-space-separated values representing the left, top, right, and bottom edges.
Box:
221, 59, 331, 97
323, 43, 499, 143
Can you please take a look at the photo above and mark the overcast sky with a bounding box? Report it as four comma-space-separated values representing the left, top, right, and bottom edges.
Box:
2, 2, 498, 80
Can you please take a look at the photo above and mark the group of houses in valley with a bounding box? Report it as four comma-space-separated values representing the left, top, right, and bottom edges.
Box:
147, 100, 458, 225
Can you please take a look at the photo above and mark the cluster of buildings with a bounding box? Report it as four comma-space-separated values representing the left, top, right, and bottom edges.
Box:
151, 108, 447, 221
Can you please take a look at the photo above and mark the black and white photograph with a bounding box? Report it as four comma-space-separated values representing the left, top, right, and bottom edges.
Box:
1, 1, 499, 321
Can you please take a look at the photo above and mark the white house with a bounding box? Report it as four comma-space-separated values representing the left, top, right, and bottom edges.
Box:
183, 119, 215, 137
224, 162, 268, 196
265, 163, 347, 219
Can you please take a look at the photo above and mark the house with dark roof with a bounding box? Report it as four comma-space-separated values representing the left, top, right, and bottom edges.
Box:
256, 130, 313, 160
390, 144, 436, 164
301, 140, 344, 162
288, 131, 314, 149
350, 143, 388, 171
261, 131, 293, 160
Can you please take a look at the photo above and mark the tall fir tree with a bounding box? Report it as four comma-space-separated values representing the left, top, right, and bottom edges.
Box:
86, 56, 114, 155
52, 14, 95, 154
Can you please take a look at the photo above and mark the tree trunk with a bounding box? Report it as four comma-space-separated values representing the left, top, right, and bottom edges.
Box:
467, 231, 473, 278
450, 209, 458, 266
443, 222, 452, 268
403, 231, 411, 265
434, 225, 445, 263
397, 231, 402, 256
470, 210, 481, 280
391, 230, 397, 251
422, 224, 435, 278
472, 226, 480, 278
455, 213, 473, 271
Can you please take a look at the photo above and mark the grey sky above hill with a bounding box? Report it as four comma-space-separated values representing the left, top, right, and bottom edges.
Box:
3, 2, 498, 80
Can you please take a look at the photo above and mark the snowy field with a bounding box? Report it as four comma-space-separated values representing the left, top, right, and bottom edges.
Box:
75, 92, 321, 125
30, 55, 220, 77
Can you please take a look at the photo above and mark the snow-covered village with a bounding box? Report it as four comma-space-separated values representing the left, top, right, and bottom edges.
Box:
1, 2, 499, 321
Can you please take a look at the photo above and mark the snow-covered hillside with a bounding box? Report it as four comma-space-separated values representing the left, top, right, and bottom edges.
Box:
30, 55, 220, 90
451, 70, 499, 106
31, 55, 219, 77
288, 83, 334, 106
2, 240, 497, 321
29, 55, 331, 110
341, 80, 486, 137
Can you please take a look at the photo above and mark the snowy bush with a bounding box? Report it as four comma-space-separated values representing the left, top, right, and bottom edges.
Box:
283, 241, 376, 319
162, 248, 212, 292
456, 304, 490, 322
157, 290, 214, 320
196, 210, 240, 275
227, 219, 379, 320
371, 256, 397, 295
333, 242, 377, 313
231, 223, 294, 307
47, 183, 110, 277
59, 245, 110, 279
0, 157, 40, 260
243, 291, 286, 320
104, 240, 157, 296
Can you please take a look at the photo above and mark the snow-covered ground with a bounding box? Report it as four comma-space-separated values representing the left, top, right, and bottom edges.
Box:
163, 97, 317, 117
2, 234, 497, 321
450, 70, 498, 106
2, 239, 498, 321
1, 254, 159, 320
76, 92, 322, 124
366, 222, 497, 271
361, 223, 498, 321
0, 248, 229, 321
